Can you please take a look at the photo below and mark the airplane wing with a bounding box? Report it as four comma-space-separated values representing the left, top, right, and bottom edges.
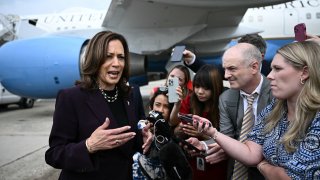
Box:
102, 0, 293, 55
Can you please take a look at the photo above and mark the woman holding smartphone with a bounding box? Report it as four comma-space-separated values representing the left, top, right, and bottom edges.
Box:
170, 64, 228, 180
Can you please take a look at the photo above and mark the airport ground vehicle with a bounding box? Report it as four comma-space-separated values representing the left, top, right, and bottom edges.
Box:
0, 83, 35, 109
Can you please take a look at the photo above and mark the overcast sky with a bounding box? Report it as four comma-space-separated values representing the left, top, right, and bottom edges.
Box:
0, 0, 109, 15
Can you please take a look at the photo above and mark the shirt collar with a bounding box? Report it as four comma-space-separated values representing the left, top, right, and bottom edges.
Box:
240, 75, 264, 98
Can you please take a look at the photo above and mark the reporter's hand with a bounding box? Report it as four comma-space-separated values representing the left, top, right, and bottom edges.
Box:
175, 86, 183, 102
192, 115, 216, 137
180, 123, 203, 138
182, 49, 196, 65
86, 117, 136, 152
184, 137, 205, 157
142, 123, 153, 154
306, 34, 320, 43
205, 143, 228, 164
185, 137, 205, 150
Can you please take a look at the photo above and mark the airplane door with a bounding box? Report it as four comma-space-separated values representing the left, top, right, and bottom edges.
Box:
284, 9, 299, 36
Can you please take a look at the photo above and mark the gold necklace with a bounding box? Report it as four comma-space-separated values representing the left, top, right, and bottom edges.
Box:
99, 86, 118, 102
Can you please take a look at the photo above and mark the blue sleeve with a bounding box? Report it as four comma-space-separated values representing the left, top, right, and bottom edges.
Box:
284, 113, 320, 179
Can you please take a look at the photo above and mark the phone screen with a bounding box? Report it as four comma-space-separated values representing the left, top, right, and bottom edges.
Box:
294, 23, 306, 42
170, 45, 186, 62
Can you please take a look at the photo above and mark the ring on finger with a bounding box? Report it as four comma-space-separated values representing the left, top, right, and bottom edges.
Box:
115, 139, 120, 145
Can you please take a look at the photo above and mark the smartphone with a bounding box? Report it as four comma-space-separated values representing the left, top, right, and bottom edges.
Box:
168, 77, 179, 103
170, 45, 186, 62
294, 23, 307, 42
178, 112, 193, 124
180, 139, 202, 153
172, 137, 205, 155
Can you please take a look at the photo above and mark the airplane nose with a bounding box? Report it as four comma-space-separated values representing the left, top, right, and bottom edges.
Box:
0, 36, 87, 98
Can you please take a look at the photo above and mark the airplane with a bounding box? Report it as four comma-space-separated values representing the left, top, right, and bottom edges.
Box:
197, 0, 320, 76
0, 0, 319, 99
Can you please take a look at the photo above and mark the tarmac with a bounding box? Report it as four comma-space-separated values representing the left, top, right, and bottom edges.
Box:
0, 99, 60, 180
0, 80, 230, 179
0, 81, 161, 180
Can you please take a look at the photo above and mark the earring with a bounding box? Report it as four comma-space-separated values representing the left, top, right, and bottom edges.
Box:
300, 78, 305, 85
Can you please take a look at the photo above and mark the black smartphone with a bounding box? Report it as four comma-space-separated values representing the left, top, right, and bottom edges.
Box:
170, 45, 186, 62
173, 137, 206, 156
178, 112, 193, 124
178, 112, 212, 128
180, 139, 202, 153
294, 23, 307, 42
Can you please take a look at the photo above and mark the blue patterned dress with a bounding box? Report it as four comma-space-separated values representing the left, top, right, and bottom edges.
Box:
248, 99, 320, 179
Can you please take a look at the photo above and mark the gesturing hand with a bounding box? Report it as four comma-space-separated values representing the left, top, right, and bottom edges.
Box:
141, 123, 153, 154
86, 117, 136, 153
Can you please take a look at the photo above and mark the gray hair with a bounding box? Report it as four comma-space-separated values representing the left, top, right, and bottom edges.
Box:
239, 43, 262, 66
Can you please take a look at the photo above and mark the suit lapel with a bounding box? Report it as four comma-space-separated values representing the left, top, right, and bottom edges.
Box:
123, 94, 136, 129
86, 89, 118, 129
87, 89, 136, 159
257, 76, 272, 113
119, 91, 137, 158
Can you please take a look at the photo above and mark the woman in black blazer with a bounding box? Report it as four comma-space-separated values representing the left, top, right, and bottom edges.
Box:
45, 31, 152, 180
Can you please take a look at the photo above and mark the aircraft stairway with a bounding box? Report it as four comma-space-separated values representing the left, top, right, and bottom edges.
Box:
0, 14, 19, 45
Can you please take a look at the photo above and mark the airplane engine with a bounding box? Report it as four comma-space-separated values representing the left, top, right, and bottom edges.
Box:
0, 36, 147, 99
129, 53, 147, 77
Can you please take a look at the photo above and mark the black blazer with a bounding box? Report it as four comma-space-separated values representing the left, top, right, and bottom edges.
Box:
45, 85, 145, 180
185, 58, 225, 76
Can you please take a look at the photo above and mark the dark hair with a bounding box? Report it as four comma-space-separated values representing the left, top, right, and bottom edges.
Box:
191, 64, 223, 129
76, 31, 130, 95
238, 34, 266, 55
149, 88, 173, 113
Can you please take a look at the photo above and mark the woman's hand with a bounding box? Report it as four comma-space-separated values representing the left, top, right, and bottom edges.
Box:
257, 160, 291, 180
180, 122, 203, 138
182, 137, 206, 157
141, 123, 153, 154
86, 118, 136, 153
192, 115, 216, 138
205, 143, 228, 164
185, 137, 206, 151
175, 85, 183, 102
306, 34, 320, 43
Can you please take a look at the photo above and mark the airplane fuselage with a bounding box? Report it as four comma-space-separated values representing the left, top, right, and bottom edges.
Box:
0, 0, 319, 98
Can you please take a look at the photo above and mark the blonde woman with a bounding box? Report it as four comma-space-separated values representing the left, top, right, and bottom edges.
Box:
189, 41, 320, 179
